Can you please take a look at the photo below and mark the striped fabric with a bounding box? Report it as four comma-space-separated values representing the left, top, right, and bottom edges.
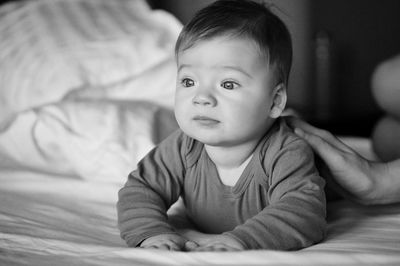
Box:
0, 0, 182, 123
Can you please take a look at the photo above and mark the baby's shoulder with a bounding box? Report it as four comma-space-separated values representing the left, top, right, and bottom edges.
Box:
258, 118, 314, 173
158, 129, 203, 167
260, 117, 310, 156
159, 129, 193, 148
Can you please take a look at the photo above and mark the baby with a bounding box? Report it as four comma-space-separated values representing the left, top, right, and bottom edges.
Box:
118, 0, 326, 251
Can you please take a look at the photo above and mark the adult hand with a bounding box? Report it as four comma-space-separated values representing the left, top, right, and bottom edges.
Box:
140, 233, 198, 251
286, 116, 384, 204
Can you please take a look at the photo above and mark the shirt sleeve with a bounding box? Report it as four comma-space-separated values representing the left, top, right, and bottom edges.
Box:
224, 138, 327, 250
117, 130, 188, 247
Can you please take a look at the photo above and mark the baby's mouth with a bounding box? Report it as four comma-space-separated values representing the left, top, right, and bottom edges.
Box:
193, 116, 220, 125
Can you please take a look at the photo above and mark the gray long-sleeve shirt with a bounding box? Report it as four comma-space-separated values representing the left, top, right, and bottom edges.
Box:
117, 118, 326, 250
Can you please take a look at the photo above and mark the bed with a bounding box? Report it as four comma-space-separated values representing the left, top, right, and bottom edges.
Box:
1, 0, 400, 265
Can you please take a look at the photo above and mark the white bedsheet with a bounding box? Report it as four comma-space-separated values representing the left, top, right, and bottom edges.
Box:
1, 168, 400, 266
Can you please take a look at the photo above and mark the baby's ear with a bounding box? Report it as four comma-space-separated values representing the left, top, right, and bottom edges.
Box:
269, 83, 287, 118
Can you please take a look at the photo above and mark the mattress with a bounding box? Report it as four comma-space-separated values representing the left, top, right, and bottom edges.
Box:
1, 167, 400, 266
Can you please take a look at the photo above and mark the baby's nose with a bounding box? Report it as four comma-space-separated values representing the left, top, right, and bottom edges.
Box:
192, 88, 216, 106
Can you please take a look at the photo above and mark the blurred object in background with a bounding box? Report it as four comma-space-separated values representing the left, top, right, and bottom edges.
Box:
310, 0, 400, 136
314, 30, 335, 122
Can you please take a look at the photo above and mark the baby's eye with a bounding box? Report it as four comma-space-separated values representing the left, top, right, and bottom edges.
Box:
221, 81, 239, 90
181, 78, 195, 88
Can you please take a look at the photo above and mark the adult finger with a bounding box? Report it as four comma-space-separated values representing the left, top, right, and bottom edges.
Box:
294, 127, 346, 167
287, 117, 351, 151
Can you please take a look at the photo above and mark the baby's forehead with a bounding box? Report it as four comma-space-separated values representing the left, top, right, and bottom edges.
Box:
176, 37, 277, 80
179, 34, 269, 58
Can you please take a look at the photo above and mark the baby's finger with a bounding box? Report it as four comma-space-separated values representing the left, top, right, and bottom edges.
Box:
193, 243, 240, 252
193, 246, 214, 252
184, 241, 199, 251
167, 242, 182, 251
145, 245, 159, 249
155, 244, 170, 250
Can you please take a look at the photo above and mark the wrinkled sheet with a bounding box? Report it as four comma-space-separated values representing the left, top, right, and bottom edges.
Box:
1, 167, 400, 266
0, 99, 178, 184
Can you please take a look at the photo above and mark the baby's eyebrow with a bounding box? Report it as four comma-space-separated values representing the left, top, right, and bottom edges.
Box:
220, 65, 252, 78
177, 64, 191, 72
178, 64, 252, 78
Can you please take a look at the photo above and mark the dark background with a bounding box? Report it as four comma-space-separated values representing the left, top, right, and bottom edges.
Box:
310, 0, 400, 136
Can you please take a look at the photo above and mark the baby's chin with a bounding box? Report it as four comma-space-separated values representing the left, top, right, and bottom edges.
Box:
181, 130, 223, 146
183, 131, 221, 146
184, 132, 251, 150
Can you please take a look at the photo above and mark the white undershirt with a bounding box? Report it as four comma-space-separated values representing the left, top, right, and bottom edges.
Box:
216, 154, 254, 187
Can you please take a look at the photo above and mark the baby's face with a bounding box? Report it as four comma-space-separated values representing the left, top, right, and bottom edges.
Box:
175, 36, 278, 147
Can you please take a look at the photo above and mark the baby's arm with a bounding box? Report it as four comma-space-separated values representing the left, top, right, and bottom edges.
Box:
117, 130, 188, 248
170, 204, 245, 251
224, 138, 326, 250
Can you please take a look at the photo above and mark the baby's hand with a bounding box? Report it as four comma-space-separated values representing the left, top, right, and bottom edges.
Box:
187, 234, 245, 252
140, 233, 198, 251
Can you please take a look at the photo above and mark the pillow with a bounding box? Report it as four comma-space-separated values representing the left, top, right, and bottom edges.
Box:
0, 99, 178, 184
0, 0, 182, 124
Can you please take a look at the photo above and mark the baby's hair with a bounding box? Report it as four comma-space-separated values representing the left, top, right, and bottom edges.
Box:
175, 0, 293, 87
